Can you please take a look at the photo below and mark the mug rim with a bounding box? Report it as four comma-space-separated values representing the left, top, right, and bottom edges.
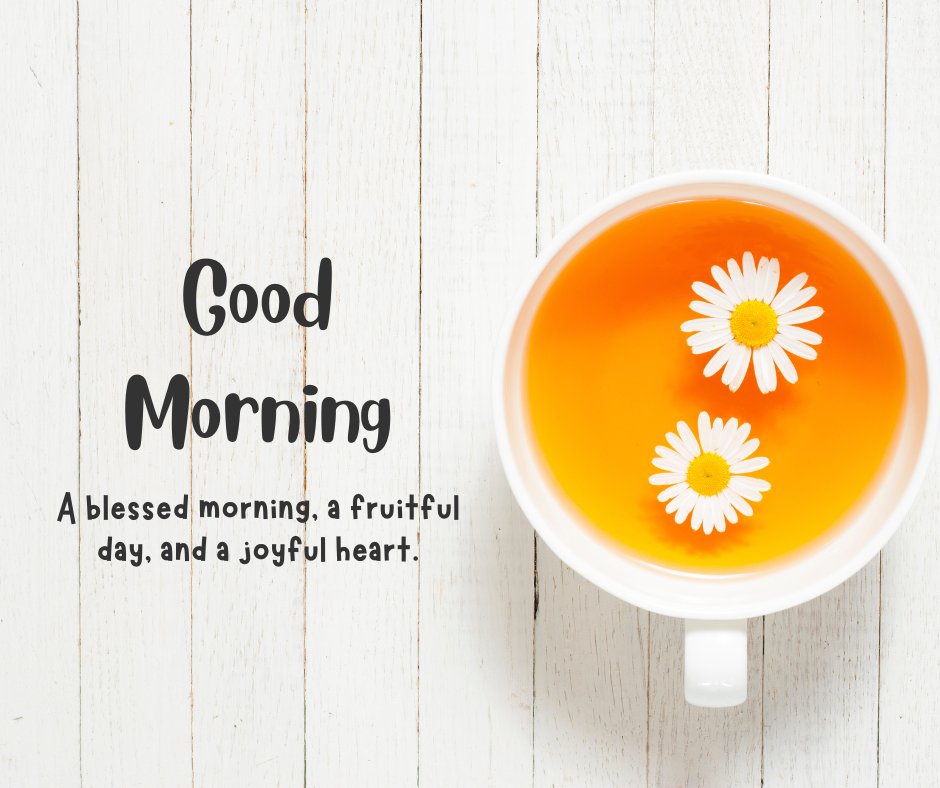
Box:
493, 169, 938, 619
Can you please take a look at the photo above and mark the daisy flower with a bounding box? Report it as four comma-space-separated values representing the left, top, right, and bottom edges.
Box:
680, 252, 824, 393
649, 412, 771, 535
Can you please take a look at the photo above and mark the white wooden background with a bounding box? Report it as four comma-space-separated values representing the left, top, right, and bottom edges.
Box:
2, 0, 938, 786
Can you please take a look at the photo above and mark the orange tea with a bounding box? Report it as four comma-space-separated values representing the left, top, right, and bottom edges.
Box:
525, 198, 906, 573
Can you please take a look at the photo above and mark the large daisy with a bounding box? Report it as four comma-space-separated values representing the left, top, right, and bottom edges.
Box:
680, 252, 824, 393
649, 412, 771, 535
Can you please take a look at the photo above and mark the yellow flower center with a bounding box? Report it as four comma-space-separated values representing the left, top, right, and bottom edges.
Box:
729, 299, 778, 348
686, 452, 731, 497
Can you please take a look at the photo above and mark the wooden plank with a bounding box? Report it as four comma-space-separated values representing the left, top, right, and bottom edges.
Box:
76, 0, 193, 784
648, 1, 768, 785
190, 2, 306, 783
304, 1, 421, 785
652, 0, 769, 175
879, 1, 940, 784
533, 2, 653, 785
419, 0, 537, 784
763, 1, 885, 785
0, 1, 79, 784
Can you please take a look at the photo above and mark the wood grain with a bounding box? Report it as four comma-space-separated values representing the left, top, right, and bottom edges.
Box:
419, 0, 537, 784
880, 1, 940, 785
534, 2, 653, 785
304, 1, 421, 785
764, 2, 885, 785
0, 1, 79, 784
190, 1, 306, 784
78, 1, 193, 784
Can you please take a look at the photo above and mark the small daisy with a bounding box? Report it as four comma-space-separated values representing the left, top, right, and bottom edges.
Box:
680, 252, 824, 393
649, 412, 771, 535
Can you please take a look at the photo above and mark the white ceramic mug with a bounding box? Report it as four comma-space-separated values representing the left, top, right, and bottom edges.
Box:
493, 171, 937, 707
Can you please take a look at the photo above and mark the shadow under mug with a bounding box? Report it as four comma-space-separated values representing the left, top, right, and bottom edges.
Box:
493, 171, 936, 707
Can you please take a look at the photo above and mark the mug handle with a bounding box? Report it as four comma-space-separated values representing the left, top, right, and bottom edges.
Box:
684, 618, 748, 707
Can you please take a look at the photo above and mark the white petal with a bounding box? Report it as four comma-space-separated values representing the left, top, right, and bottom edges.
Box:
690, 300, 732, 318
734, 349, 753, 391
728, 346, 753, 392
688, 330, 733, 354
773, 285, 816, 314
711, 265, 741, 301
701, 505, 714, 535
710, 497, 724, 533
732, 476, 771, 493
666, 432, 695, 462
771, 272, 809, 311
727, 258, 746, 295
652, 454, 688, 473
724, 421, 751, 458
726, 437, 760, 465
725, 488, 753, 517
722, 344, 751, 392
681, 317, 727, 333
779, 324, 822, 345
677, 421, 700, 456
718, 344, 742, 380
658, 481, 690, 503
701, 498, 716, 535
753, 345, 777, 394
650, 472, 685, 486
687, 329, 727, 346
728, 476, 764, 502
779, 305, 824, 325
769, 340, 799, 384
714, 508, 727, 533
719, 491, 738, 524
730, 456, 770, 473
775, 333, 818, 360
716, 418, 739, 455
693, 341, 733, 357
655, 444, 684, 462
755, 257, 770, 302
741, 252, 758, 298
691, 498, 705, 531
691, 281, 736, 311
674, 489, 697, 524
760, 257, 780, 302
703, 342, 736, 378
698, 411, 713, 452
